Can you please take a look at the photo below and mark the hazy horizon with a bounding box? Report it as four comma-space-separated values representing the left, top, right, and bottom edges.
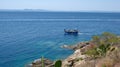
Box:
1, 0, 120, 12
0, 9, 120, 13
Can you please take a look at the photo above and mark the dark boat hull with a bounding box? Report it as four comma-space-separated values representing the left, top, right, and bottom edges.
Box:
64, 29, 79, 35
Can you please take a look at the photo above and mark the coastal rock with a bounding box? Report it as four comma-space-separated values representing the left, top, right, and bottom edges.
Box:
26, 58, 54, 67
62, 49, 86, 67
61, 42, 97, 67
61, 42, 90, 50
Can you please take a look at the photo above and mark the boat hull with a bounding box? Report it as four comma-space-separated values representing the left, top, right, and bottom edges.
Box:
64, 29, 79, 35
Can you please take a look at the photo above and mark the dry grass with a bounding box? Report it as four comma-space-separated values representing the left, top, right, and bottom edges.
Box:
96, 47, 120, 67
108, 48, 120, 63
96, 57, 114, 67
75, 60, 95, 67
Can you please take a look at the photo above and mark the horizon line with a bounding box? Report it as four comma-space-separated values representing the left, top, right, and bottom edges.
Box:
0, 9, 120, 13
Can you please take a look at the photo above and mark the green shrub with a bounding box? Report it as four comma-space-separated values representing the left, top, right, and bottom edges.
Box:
85, 44, 111, 58
54, 60, 62, 67
97, 44, 110, 56
92, 32, 120, 46
84, 48, 99, 58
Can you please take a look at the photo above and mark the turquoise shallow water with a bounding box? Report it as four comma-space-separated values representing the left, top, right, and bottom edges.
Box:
0, 12, 120, 67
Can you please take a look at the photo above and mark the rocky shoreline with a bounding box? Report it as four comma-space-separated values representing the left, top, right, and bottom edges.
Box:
26, 41, 120, 67
26, 42, 91, 67
61, 42, 97, 67
26, 32, 120, 67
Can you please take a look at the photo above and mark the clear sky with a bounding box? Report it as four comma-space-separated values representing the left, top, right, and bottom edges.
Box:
0, 0, 120, 12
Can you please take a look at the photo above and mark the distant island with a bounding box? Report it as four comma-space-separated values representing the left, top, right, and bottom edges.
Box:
0, 9, 49, 12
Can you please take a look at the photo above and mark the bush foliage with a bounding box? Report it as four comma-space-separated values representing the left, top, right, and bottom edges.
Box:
85, 32, 120, 58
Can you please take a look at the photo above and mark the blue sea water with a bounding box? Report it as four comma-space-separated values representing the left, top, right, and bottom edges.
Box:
0, 11, 120, 67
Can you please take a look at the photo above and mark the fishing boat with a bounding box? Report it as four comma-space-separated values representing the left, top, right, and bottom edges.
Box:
64, 29, 79, 35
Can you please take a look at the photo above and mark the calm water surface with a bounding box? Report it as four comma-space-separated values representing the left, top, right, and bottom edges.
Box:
0, 12, 120, 67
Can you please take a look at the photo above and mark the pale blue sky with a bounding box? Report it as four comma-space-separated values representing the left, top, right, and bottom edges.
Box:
0, 0, 120, 12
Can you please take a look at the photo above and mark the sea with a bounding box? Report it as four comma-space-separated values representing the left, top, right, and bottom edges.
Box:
0, 11, 120, 67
